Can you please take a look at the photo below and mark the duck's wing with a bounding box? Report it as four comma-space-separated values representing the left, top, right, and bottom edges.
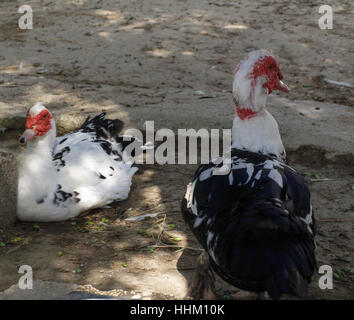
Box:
182, 149, 316, 299
52, 113, 138, 210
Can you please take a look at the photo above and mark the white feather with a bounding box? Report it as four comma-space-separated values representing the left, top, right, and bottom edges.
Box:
268, 169, 283, 188
231, 50, 286, 159
232, 110, 285, 159
17, 103, 137, 222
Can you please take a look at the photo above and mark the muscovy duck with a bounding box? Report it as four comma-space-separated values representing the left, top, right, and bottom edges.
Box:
182, 50, 316, 299
17, 102, 138, 222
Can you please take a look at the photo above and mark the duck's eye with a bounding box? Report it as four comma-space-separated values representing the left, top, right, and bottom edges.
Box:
269, 65, 273, 70
43, 114, 47, 119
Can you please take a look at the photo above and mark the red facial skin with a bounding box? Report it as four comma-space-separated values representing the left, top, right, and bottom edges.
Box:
250, 56, 284, 94
25, 109, 53, 136
236, 107, 257, 120
234, 55, 288, 120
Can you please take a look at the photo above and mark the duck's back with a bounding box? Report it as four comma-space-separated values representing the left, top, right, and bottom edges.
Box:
53, 113, 135, 187
182, 149, 316, 299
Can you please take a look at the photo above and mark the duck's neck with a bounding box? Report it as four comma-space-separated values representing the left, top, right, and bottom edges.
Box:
231, 105, 286, 160
21, 124, 56, 158
18, 125, 57, 195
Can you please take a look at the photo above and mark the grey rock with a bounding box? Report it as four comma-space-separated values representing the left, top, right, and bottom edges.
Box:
55, 113, 87, 136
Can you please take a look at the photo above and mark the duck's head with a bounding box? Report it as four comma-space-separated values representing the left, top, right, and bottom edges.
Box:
19, 102, 55, 144
232, 49, 289, 119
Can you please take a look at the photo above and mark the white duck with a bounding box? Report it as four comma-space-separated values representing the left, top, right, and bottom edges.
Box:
17, 102, 138, 222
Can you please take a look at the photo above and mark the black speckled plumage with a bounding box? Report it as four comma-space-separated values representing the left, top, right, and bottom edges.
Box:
79, 113, 124, 139
52, 184, 80, 206
52, 113, 126, 170
181, 149, 316, 299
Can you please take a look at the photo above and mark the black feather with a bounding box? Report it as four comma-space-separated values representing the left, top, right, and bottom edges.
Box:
181, 148, 316, 299
59, 138, 68, 145
98, 172, 106, 179
79, 113, 124, 139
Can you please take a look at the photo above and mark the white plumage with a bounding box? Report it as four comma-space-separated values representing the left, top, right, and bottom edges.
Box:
231, 110, 286, 159
17, 102, 138, 222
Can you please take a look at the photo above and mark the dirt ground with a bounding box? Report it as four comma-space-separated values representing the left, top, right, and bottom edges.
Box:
0, 0, 353, 299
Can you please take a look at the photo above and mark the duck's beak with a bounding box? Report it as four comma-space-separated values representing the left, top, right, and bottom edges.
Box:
275, 80, 290, 93
19, 129, 36, 143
